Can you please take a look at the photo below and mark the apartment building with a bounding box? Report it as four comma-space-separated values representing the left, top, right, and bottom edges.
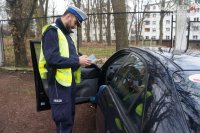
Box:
142, 2, 200, 40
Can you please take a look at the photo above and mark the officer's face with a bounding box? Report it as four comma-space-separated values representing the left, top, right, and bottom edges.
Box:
68, 14, 78, 29
62, 13, 78, 29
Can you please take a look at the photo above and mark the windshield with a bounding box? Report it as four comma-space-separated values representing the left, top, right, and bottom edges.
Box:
173, 71, 200, 132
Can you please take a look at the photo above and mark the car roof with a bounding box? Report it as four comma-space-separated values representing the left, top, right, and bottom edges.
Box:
170, 54, 200, 70
141, 47, 200, 70
161, 52, 200, 70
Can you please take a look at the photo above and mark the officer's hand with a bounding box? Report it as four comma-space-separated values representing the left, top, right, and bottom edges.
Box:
79, 55, 92, 66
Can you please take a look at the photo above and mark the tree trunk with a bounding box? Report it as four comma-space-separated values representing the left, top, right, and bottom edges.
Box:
77, 27, 82, 47
134, 5, 139, 45
86, 0, 91, 42
111, 0, 128, 50
73, 0, 82, 47
106, 0, 111, 46
12, 24, 28, 66
159, 0, 165, 46
97, 0, 103, 43
159, 14, 164, 46
92, 0, 98, 42
35, 0, 48, 37
93, 16, 98, 42
44, 0, 49, 23
138, 13, 146, 44
7, 0, 37, 66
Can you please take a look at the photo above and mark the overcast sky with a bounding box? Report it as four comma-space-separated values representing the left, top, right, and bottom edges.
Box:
51, 0, 142, 16
49, 0, 70, 15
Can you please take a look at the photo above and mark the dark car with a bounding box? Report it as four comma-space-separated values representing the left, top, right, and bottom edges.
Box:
30, 41, 200, 133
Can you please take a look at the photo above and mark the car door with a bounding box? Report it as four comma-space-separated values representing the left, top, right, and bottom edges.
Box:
30, 40, 101, 111
140, 70, 190, 132
172, 70, 200, 133
97, 52, 149, 133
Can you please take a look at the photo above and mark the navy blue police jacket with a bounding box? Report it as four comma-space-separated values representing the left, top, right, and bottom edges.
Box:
42, 18, 80, 85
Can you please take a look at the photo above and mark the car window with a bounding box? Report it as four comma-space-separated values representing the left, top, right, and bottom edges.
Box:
111, 53, 146, 128
105, 54, 129, 83
142, 76, 189, 133
111, 54, 129, 65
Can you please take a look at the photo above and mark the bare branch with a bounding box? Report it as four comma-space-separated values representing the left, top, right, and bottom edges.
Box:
22, 0, 38, 34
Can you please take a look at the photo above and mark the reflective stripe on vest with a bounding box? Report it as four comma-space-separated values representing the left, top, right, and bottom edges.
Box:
136, 91, 152, 116
38, 24, 81, 87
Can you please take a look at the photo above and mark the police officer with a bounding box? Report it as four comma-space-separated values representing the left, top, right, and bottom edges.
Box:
38, 6, 91, 133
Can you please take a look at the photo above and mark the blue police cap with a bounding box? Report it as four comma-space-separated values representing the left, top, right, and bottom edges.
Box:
66, 6, 88, 27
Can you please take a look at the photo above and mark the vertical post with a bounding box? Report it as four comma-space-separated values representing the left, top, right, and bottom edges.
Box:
186, 21, 190, 52
0, 21, 4, 66
169, 13, 173, 52
174, 3, 188, 54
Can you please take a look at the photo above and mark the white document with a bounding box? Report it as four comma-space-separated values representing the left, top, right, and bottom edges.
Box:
88, 54, 97, 63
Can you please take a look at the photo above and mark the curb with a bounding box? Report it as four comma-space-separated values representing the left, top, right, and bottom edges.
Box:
0, 66, 33, 72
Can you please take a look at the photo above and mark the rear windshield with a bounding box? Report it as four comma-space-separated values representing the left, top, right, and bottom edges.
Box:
173, 71, 200, 132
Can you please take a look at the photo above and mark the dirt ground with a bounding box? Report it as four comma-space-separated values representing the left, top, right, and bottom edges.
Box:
0, 70, 96, 133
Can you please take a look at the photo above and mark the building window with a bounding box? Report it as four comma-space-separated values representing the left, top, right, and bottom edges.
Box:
153, 5, 156, 10
153, 21, 156, 25
152, 36, 156, 40
146, 36, 149, 39
152, 28, 156, 32
145, 21, 150, 25
166, 13, 171, 16
166, 20, 170, 24
145, 28, 150, 32
153, 13, 156, 17
145, 14, 150, 18
194, 17, 199, 21
196, 8, 200, 12
166, 36, 170, 40
146, 5, 150, 10
166, 28, 170, 31
193, 35, 198, 40
193, 26, 199, 31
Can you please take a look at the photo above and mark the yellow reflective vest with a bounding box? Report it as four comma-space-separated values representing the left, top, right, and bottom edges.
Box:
136, 91, 152, 116
38, 24, 81, 87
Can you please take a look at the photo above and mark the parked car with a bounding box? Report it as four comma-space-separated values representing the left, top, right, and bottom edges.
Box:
30, 41, 200, 133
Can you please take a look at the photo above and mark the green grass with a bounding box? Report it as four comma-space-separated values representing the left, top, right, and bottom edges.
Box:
79, 46, 116, 59
3, 36, 117, 66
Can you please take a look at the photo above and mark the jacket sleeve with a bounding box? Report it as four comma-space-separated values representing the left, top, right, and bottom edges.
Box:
42, 28, 80, 69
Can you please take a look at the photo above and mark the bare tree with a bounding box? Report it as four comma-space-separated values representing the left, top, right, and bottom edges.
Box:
159, 0, 166, 46
6, 0, 37, 67
51, 0, 56, 22
86, 0, 91, 42
72, 0, 82, 47
34, 0, 49, 37
91, 0, 98, 42
96, 0, 104, 43
158, 0, 175, 46
39, 0, 49, 24
111, 0, 129, 50
106, 0, 112, 45
134, 0, 150, 46
0, 0, 6, 66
